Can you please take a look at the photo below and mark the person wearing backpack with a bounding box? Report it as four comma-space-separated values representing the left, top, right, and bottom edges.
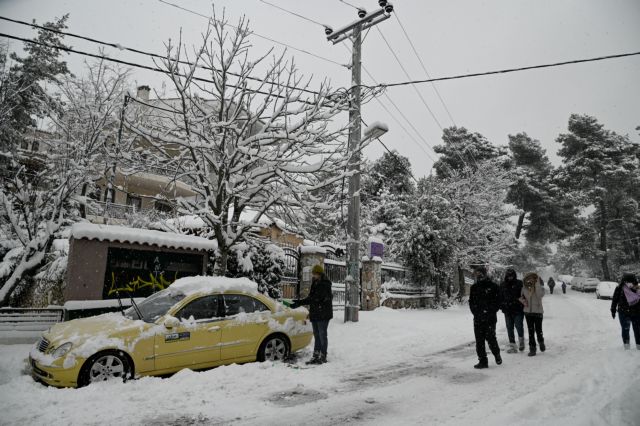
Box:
610, 273, 640, 350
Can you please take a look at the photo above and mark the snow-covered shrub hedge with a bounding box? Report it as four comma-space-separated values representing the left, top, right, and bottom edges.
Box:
224, 238, 285, 299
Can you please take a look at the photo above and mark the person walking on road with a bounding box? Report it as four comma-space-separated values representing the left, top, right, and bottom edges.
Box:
561, 281, 567, 294
500, 268, 525, 353
547, 277, 556, 294
469, 264, 502, 369
292, 264, 333, 364
610, 273, 640, 350
521, 272, 546, 356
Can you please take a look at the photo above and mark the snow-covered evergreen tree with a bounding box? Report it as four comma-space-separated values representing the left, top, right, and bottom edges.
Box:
556, 114, 640, 279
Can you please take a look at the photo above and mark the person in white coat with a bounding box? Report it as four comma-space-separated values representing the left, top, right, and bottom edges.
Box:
520, 272, 545, 356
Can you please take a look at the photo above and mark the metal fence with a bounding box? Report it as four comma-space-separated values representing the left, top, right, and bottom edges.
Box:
280, 247, 300, 299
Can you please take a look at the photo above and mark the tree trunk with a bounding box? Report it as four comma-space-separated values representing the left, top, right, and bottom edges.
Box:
515, 212, 525, 240
217, 247, 228, 277
0, 247, 48, 306
456, 265, 466, 300
598, 200, 610, 280
79, 182, 88, 218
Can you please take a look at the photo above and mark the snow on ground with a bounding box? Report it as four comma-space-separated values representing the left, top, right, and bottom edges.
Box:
0, 290, 638, 426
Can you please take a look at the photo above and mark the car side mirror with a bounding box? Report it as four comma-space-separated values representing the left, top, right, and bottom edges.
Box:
164, 316, 179, 329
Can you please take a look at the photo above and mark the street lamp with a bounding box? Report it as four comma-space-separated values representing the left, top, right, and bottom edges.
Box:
343, 120, 388, 323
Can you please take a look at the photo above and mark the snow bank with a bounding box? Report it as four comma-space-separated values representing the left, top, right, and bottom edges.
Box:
71, 223, 217, 251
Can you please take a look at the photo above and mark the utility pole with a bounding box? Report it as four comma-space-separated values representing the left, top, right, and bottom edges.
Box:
104, 93, 130, 222
326, 1, 394, 322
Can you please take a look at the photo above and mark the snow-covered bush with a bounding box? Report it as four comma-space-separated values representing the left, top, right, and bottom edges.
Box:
225, 239, 285, 299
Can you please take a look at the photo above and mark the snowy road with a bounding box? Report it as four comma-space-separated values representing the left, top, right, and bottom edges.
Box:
1, 290, 638, 426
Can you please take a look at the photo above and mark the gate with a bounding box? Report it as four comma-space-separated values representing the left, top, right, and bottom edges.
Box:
280, 247, 300, 299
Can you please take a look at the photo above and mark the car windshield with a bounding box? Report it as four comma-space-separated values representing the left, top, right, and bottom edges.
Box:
124, 288, 186, 323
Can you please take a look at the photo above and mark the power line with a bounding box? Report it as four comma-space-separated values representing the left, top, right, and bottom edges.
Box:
337, 0, 360, 10
257, 0, 326, 28
0, 14, 322, 97
157, 0, 348, 68
394, 12, 456, 126
255, 3, 437, 166
379, 50, 640, 88
358, 57, 438, 162
374, 28, 481, 170
375, 26, 444, 130
0, 31, 322, 104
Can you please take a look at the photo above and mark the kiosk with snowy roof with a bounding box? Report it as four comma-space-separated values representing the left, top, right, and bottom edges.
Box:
64, 223, 217, 305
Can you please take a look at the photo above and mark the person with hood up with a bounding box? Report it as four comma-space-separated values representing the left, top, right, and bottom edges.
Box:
547, 277, 556, 294
500, 268, 525, 353
469, 264, 502, 369
291, 264, 333, 364
610, 272, 640, 350
520, 272, 545, 356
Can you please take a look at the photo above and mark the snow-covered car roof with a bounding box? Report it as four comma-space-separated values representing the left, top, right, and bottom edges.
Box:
170, 276, 259, 296
71, 223, 217, 251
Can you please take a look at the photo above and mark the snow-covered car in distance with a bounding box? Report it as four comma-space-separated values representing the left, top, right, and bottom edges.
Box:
582, 278, 600, 292
570, 276, 585, 291
29, 277, 312, 388
596, 281, 617, 299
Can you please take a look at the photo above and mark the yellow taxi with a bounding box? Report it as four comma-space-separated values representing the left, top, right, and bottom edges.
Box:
29, 277, 312, 388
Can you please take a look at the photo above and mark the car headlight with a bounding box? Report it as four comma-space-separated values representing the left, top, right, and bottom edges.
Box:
51, 342, 72, 359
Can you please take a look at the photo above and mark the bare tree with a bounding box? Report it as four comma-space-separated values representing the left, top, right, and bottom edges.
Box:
0, 59, 130, 305
127, 14, 362, 274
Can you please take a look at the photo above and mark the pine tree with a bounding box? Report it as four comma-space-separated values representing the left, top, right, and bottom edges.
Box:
556, 114, 640, 279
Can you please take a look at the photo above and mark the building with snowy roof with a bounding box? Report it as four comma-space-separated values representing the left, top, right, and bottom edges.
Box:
65, 223, 217, 302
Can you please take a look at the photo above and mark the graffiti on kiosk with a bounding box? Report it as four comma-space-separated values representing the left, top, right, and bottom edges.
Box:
107, 271, 177, 296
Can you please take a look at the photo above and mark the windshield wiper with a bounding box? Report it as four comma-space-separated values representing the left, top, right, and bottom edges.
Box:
114, 290, 126, 316
128, 293, 144, 321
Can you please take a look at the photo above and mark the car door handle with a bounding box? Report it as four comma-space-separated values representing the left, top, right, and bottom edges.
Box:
208, 326, 220, 332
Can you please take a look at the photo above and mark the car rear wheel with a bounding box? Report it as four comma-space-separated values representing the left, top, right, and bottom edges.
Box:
78, 350, 131, 387
258, 335, 290, 362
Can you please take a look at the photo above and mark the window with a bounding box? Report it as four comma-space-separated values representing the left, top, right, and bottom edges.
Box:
223, 294, 269, 316
155, 201, 173, 213
31, 140, 39, 152
126, 195, 142, 211
177, 296, 220, 321
21, 140, 29, 150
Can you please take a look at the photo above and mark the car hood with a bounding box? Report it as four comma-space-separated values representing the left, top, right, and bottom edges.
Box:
44, 313, 150, 347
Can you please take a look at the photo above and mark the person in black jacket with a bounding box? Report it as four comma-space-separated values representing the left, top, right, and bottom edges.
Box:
610, 272, 640, 350
292, 264, 333, 364
500, 268, 525, 353
547, 277, 556, 294
469, 264, 502, 369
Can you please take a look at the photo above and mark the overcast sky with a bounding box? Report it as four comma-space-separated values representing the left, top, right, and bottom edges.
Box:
2, 0, 639, 176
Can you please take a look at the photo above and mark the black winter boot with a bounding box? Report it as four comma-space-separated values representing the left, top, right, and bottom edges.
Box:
320, 353, 327, 364
518, 337, 525, 352
474, 359, 488, 369
306, 352, 321, 365
528, 346, 536, 357
494, 353, 502, 365
539, 340, 546, 352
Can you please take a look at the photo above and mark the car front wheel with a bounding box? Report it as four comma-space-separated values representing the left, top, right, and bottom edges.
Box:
258, 335, 290, 362
79, 350, 131, 387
